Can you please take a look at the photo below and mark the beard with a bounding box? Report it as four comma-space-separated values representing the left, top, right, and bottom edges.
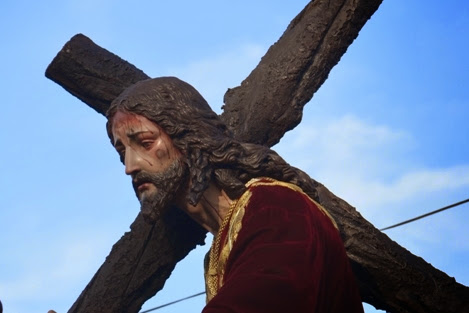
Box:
132, 159, 188, 223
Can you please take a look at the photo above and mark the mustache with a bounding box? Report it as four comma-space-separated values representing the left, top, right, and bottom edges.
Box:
131, 160, 186, 194
135, 160, 188, 224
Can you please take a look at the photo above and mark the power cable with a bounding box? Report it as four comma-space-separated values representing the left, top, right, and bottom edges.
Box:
140, 291, 205, 313
380, 198, 469, 231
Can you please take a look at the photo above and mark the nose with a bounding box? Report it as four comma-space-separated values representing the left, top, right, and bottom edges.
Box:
124, 148, 142, 176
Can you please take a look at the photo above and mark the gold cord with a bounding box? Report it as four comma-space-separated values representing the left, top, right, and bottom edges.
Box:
205, 198, 237, 301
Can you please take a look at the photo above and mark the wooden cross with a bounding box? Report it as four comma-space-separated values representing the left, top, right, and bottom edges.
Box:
45, 1, 469, 312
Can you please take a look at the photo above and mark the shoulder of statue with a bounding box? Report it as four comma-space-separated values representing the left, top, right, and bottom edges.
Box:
245, 176, 303, 193
245, 177, 338, 230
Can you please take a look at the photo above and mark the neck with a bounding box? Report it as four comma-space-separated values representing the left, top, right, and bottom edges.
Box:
180, 183, 233, 235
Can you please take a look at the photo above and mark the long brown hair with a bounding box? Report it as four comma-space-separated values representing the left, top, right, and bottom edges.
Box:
106, 77, 318, 205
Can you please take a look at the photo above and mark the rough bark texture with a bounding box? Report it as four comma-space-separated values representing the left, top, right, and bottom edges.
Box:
223, 0, 382, 147
316, 185, 469, 313
46, 0, 469, 313
45, 34, 150, 116
67, 209, 206, 313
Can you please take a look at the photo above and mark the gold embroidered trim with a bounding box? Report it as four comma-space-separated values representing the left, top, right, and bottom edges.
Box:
205, 199, 234, 303
205, 187, 252, 303
219, 190, 250, 285
246, 177, 338, 229
205, 191, 251, 302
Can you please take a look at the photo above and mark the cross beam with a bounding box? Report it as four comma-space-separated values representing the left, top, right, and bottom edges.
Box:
46, 1, 469, 312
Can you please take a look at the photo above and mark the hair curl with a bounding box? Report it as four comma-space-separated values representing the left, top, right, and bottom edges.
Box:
106, 77, 318, 205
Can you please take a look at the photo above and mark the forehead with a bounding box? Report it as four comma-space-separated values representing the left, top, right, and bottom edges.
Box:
111, 111, 161, 139
111, 111, 165, 144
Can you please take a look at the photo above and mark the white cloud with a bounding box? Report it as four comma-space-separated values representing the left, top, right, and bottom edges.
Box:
276, 114, 413, 181
324, 165, 469, 213
275, 114, 469, 221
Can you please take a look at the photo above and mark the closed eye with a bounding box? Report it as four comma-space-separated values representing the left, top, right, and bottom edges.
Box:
114, 142, 126, 164
141, 140, 154, 149
117, 149, 125, 164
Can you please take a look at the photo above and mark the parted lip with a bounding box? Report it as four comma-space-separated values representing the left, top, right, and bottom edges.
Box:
137, 182, 152, 192
132, 177, 151, 193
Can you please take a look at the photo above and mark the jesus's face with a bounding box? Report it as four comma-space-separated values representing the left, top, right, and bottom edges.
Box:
111, 110, 187, 222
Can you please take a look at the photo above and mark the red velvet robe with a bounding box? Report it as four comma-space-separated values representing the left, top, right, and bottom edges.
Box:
204, 178, 363, 313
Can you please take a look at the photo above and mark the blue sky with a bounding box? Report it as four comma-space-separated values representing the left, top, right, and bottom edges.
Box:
1, 1, 468, 313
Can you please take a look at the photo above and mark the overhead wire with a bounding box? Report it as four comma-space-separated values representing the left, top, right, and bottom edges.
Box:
140, 291, 206, 313
379, 198, 469, 231
139, 197, 468, 312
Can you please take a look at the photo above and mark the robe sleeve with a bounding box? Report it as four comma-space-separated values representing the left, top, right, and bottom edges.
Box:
203, 185, 363, 313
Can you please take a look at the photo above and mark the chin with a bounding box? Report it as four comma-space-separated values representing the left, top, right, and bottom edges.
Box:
138, 190, 152, 203
139, 193, 173, 224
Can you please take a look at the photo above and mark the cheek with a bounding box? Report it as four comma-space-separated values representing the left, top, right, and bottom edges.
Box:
156, 137, 181, 160
156, 149, 167, 159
